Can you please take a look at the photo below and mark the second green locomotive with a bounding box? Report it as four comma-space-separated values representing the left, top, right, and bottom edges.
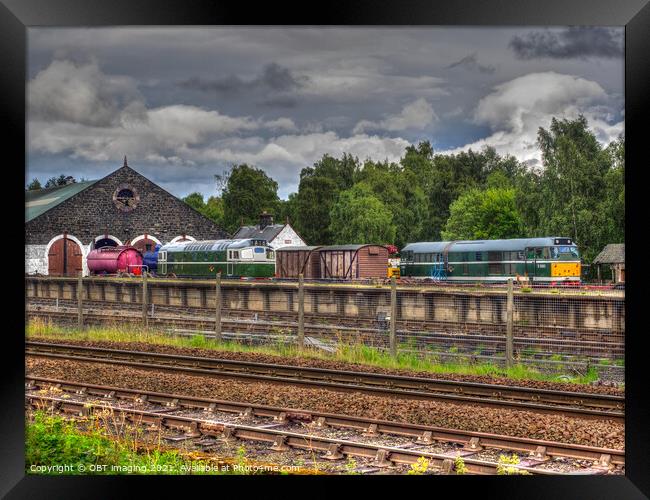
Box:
400, 237, 581, 283
158, 239, 275, 278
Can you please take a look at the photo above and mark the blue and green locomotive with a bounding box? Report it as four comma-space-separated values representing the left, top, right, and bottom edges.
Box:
157, 239, 276, 278
399, 237, 581, 284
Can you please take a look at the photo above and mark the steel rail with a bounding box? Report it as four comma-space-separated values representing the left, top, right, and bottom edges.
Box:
26, 341, 624, 421
25, 376, 624, 467
26, 309, 625, 370
25, 393, 614, 475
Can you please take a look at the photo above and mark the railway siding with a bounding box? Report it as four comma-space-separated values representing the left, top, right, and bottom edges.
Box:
26, 377, 624, 474
25, 341, 624, 422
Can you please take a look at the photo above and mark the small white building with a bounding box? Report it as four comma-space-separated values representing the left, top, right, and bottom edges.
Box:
233, 212, 306, 250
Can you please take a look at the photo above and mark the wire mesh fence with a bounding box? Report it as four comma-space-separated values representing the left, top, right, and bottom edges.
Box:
25, 275, 625, 376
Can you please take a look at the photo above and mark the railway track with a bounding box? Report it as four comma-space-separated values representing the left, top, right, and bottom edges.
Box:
25, 341, 624, 422
26, 377, 623, 475
26, 295, 625, 345
26, 300, 625, 359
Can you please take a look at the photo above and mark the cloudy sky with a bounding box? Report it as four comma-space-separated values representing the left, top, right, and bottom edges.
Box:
27, 27, 624, 199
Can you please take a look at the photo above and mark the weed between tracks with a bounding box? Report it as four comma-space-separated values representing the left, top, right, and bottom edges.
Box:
27, 318, 599, 384
25, 406, 314, 475
26, 409, 231, 475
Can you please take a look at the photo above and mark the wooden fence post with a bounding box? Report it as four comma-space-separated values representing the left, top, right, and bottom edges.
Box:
298, 274, 305, 347
506, 278, 514, 368
77, 272, 84, 329
390, 276, 397, 358
215, 272, 222, 341
142, 272, 148, 328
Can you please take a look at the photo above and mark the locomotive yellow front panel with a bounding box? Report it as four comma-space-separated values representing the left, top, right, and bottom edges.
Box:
551, 262, 581, 277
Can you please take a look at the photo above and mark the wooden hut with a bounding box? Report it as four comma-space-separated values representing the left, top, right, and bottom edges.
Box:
318, 244, 389, 279
275, 246, 322, 278
593, 243, 625, 283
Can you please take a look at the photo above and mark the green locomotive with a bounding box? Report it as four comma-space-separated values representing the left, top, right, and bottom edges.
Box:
158, 239, 275, 278
399, 237, 580, 283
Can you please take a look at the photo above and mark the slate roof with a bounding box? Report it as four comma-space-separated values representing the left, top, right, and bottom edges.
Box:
593, 244, 625, 264
233, 224, 286, 242
25, 180, 97, 222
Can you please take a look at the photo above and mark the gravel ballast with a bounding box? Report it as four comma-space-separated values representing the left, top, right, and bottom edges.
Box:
28, 337, 624, 395
26, 356, 624, 450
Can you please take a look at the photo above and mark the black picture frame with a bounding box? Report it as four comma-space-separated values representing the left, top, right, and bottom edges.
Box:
4, 0, 648, 497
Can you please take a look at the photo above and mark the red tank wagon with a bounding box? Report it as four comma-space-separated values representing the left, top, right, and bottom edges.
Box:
87, 246, 143, 275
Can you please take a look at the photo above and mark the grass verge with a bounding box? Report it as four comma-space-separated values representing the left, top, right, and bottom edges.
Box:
27, 318, 601, 385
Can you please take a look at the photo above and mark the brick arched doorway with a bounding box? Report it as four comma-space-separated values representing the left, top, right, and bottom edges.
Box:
132, 234, 161, 253
48, 235, 84, 276
170, 235, 195, 243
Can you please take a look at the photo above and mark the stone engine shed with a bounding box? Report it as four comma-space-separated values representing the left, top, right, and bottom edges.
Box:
25, 159, 228, 276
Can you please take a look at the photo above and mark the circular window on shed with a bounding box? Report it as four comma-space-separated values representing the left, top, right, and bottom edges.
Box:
113, 184, 140, 212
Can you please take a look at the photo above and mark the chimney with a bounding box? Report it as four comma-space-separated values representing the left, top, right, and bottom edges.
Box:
259, 211, 274, 229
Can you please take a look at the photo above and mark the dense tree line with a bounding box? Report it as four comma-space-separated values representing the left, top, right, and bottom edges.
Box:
26, 174, 80, 190
190, 115, 623, 270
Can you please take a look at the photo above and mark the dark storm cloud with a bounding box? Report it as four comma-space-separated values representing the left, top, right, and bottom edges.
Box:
259, 95, 299, 108
178, 62, 308, 93
27, 27, 624, 199
446, 53, 495, 74
509, 27, 623, 60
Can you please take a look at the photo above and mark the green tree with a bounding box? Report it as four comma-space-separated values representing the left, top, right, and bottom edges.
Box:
329, 184, 396, 244
27, 178, 42, 190
442, 187, 524, 240
600, 134, 625, 245
182, 192, 224, 226
536, 115, 618, 263
203, 196, 225, 226
182, 192, 206, 212
294, 154, 359, 244
401, 144, 524, 240
276, 193, 299, 226
44, 175, 76, 188
354, 159, 428, 248
219, 164, 280, 233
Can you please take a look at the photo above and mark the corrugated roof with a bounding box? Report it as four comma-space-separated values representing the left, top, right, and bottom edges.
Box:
276, 245, 322, 252
593, 244, 625, 264
233, 224, 285, 242
321, 244, 386, 252
25, 180, 97, 222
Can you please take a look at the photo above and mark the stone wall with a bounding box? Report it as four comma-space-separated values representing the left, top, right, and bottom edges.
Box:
25, 277, 625, 337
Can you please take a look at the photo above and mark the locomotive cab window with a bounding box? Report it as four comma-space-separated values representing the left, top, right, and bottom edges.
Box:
555, 246, 580, 259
